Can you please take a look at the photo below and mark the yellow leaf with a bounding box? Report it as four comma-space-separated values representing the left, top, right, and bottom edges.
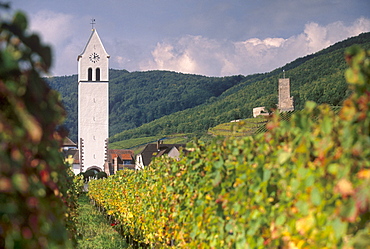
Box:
358, 169, 370, 179
296, 214, 315, 235
233, 178, 243, 187
335, 178, 354, 197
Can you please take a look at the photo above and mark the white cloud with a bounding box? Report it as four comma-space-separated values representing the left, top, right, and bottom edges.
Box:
29, 10, 74, 47
141, 17, 370, 76
25, 10, 370, 77
28, 10, 91, 76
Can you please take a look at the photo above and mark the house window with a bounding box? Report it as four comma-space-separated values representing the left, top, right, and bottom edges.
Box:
96, 68, 100, 81
88, 68, 92, 81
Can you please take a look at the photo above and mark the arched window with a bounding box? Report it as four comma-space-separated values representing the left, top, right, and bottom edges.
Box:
88, 68, 92, 81
96, 68, 100, 81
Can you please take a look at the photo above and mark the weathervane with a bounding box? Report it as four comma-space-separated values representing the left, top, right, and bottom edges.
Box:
90, 18, 96, 30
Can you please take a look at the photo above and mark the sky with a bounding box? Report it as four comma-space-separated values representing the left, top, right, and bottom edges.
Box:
10, 0, 370, 77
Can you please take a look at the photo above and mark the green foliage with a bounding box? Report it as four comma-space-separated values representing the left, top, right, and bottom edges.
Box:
109, 71, 244, 137
83, 169, 96, 182
81, 170, 107, 182
0, 7, 75, 249
96, 172, 107, 179
45, 75, 78, 141
73, 174, 84, 196
88, 46, 370, 248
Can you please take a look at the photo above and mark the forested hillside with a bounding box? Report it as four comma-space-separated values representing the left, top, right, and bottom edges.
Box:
46, 71, 245, 142
47, 32, 370, 143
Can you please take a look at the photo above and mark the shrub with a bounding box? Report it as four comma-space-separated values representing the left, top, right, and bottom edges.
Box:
83, 169, 96, 182
96, 172, 108, 179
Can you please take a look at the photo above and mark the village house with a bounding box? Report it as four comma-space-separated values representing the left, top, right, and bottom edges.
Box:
105, 149, 135, 175
135, 140, 186, 170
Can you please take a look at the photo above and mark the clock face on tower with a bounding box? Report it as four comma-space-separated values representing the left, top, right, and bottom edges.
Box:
89, 52, 100, 63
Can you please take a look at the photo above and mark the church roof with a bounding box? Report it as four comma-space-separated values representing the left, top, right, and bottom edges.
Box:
108, 149, 134, 161
78, 28, 110, 59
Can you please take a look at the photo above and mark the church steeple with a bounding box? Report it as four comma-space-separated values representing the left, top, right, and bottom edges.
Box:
78, 27, 109, 173
77, 28, 110, 82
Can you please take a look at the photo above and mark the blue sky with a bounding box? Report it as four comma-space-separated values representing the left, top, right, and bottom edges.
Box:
10, 0, 370, 77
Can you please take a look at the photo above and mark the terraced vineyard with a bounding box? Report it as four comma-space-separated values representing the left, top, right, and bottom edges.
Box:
207, 116, 268, 137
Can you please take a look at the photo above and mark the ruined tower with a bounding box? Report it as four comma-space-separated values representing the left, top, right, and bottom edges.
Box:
278, 78, 294, 112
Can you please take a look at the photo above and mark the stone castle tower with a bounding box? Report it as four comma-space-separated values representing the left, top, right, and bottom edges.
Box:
278, 78, 294, 112
78, 28, 109, 172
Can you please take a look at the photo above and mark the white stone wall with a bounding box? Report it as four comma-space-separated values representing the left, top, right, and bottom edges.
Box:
253, 107, 267, 118
135, 154, 144, 170
78, 82, 108, 171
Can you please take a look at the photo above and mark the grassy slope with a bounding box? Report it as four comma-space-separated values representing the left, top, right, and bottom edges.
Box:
76, 194, 128, 249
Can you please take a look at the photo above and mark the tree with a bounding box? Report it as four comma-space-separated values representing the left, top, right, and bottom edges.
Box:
0, 6, 74, 248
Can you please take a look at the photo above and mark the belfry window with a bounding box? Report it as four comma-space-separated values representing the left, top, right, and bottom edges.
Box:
96, 68, 100, 81
88, 68, 92, 81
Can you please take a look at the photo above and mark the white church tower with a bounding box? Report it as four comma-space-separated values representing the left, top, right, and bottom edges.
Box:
78, 27, 109, 173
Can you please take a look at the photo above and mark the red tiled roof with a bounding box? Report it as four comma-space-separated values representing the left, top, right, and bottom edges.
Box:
120, 154, 133, 160
108, 149, 134, 161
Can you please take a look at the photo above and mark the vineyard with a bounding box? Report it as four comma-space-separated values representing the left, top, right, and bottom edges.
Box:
1, 4, 369, 248
207, 116, 268, 137
88, 46, 370, 248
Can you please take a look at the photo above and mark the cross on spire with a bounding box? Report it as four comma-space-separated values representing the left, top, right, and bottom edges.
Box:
90, 18, 96, 30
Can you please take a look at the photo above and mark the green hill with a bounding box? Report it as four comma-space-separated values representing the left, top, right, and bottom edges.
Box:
46, 71, 245, 142
47, 32, 370, 145
109, 32, 370, 143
